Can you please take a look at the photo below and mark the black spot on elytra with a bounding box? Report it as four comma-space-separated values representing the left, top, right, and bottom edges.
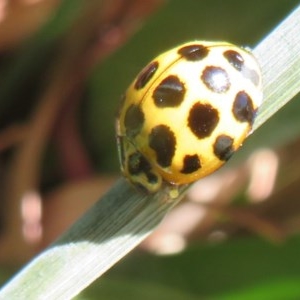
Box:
153, 75, 186, 107
188, 102, 219, 139
213, 135, 235, 161
134, 61, 159, 90
124, 104, 144, 137
232, 91, 256, 125
201, 66, 230, 93
146, 172, 159, 184
149, 125, 176, 167
128, 152, 150, 175
127, 152, 158, 184
178, 44, 209, 61
223, 50, 244, 71
181, 154, 201, 174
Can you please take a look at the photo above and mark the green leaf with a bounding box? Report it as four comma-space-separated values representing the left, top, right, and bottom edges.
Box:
104, 236, 300, 299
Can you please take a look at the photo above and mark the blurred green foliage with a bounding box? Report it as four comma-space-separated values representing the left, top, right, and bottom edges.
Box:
82, 236, 300, 299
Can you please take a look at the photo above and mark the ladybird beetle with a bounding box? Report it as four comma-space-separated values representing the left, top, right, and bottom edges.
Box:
116, 41, 263, 196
